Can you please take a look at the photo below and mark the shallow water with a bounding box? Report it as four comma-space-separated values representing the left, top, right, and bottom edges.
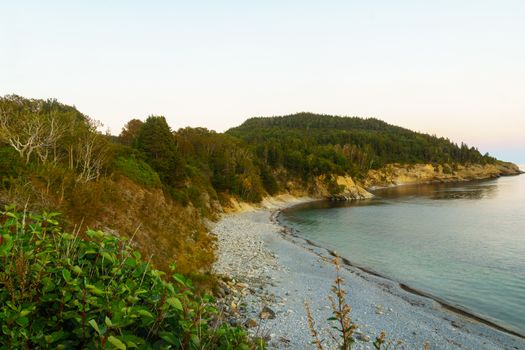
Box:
281, 172, 525, 336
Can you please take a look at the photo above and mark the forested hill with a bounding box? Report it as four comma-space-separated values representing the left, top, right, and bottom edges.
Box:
227, 113, 495, 178
0, 96, 516, 277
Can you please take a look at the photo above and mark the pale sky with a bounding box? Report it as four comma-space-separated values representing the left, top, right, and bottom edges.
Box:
1, 0, 524, 163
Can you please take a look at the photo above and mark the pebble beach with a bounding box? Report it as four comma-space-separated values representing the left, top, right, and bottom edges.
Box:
212, 197, 525, 350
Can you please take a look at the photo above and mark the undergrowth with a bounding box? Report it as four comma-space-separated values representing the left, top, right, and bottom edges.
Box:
0, 206, 262, 349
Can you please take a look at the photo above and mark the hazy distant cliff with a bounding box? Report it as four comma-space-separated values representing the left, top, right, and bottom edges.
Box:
364, 162, 521, 189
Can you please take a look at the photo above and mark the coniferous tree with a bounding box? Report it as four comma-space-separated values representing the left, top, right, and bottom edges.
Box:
136, 116, 182, 186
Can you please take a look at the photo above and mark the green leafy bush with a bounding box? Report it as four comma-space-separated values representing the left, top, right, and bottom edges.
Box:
0, 207, 259, 349
113, 156, 162, 188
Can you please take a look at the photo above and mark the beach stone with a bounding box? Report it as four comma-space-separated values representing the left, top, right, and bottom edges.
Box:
451, 320, 463, 328
245, 318, 258, 328
259, 306, 276, 320
355, 332, 371, 342
279, 336, 291, 344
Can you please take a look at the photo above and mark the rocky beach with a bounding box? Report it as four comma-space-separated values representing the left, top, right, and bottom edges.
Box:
211, 196, 525, 350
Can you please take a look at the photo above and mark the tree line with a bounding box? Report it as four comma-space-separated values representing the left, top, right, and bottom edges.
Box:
227, 113, 495, 180
0, 97, 497, 214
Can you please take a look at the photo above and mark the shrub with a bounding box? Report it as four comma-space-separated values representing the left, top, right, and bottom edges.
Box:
0, 207, 259, 349
0, 146, 25, 189
259, 166, 279, 196
113, 156, 162, 188
442, 164, 453, 175
325, 176, 345, 196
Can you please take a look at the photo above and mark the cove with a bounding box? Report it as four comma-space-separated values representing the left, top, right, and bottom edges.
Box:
280, 174, 525, 336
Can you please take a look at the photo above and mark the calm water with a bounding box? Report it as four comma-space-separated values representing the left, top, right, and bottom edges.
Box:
281, 172, 525, 335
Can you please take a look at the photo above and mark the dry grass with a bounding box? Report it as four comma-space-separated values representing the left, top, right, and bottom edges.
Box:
305, 299, 324, 350
305, 255, 429, 350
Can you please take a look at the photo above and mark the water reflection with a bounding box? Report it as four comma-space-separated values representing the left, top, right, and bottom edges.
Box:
284, 179, 500, 215
431, 185, 497, 200
373, 180, 498, 201
283, 198, 382, 215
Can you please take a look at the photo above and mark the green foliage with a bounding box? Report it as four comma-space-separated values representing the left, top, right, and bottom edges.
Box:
119, 119, 144, 147
0, 95, 110, 183
0, 207, 260, 349
137, 116, 183, 187
228, 113, 496, 180
442, 163, 453, 174
258, 165, 279, 196
0, 146, 25, 189
2, 94, 498, 211
176, 128, 266, 203
113, 156, 161, 188
114, 112, 501, 208
325, 176, 345, 196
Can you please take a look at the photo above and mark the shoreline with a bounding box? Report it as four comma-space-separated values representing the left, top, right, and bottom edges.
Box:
398, 284, 525, 341
275, 205, 525, 341
212, 195, 525, 349
365, 169, 523, 192
363, 161, 523, 193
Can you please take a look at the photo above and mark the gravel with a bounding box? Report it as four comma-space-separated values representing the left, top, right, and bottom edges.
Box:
212, 198, 525, 350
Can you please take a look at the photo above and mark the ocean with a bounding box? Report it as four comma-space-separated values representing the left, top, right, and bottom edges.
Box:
280, 171, 525, 336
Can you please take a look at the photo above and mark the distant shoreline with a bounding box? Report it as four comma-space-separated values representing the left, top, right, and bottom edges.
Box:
364, 162, 523, 192
366, 171, 523, 191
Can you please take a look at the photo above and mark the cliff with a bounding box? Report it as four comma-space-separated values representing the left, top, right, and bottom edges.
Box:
223, 161, 523, 209
222, 174, 374, 213
332, 176, 375, 200
363, 162, 522, 189
281, 174, 374, 200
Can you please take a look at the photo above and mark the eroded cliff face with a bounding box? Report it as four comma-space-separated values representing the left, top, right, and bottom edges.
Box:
305, 175, 374, 200
363, 162, 522, 189
223, 173, 375, 208
223, 161, 521, 208
332, 176, 374, 200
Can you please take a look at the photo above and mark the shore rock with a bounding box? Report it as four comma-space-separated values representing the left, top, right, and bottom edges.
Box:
245, 318, 258, 328
260, 306, 276, 320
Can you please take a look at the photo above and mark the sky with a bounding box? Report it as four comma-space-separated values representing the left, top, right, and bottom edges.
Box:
1, 0, 524, 164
